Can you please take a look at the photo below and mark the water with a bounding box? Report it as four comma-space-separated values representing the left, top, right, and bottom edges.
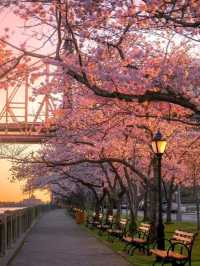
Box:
0, 207, 25, 214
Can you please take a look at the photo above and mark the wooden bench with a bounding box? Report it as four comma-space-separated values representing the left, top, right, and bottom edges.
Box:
150, 230, 197, 266
93, 213, 103, 226
97, 215, 113, 233
123, 223, 152, 255
86, 212, 103, 228
107, 218, 128, 241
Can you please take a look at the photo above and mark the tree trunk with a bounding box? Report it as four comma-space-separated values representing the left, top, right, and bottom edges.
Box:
143, 181, 149, 221
194, 186, 200, 231
115, 199, 121, 225
124, 169, 139, 221
163, 180, 176, 224
192, 174, 200, 231
107, 197, 114, 217
196, 199, 200, 231
166, 198, 172, 223
94, 201, 101, 220
126, 192, 137, 233
165, 184, 174, 224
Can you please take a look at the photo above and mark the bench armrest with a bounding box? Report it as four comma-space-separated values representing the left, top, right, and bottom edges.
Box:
171, 241, 191, 257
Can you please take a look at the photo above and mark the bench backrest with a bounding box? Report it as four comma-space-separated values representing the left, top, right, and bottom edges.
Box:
99, 213, 103, 220
171, 230, 196, 248
92, 212, 103, 221
120, 218, 128, 225
138, 223, 151, 233
119, 218, 128, 232
107, 215, 113, 224
137, 223, 151, 239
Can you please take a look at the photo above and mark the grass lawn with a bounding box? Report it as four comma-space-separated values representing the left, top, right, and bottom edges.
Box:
83, 221, 200, 266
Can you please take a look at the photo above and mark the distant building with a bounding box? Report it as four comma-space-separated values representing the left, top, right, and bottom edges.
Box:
19, 196, 43, 207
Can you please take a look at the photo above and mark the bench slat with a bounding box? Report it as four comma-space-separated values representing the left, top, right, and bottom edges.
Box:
138, 226, 150, 233
172, 235, 192, 244
174, 230, 194, 237
120, 219, 127, 225
140, 223, 151, 228
172, 230, 195, 246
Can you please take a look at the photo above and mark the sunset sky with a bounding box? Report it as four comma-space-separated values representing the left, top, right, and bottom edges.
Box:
0, 159, 50, 202
0, 8, 51, 202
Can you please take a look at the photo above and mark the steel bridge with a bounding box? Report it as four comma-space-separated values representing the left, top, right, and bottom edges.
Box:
0, 66, 58, 143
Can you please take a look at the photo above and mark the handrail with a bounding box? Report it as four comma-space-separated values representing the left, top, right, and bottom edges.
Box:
0, 205, 49, 256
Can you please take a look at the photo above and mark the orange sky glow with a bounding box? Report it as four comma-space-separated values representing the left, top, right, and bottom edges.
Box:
0, 9, 51, 203
0, 159, 50, 202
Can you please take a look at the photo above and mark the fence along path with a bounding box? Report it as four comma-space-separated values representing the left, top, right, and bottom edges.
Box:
0, 206, 47, 258
10, 209, 130, 266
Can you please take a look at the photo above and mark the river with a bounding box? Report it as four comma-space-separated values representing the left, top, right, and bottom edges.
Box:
0, 207, 25, 214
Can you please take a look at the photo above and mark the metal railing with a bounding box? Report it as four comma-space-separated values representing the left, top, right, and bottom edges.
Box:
0, 205, 49, 256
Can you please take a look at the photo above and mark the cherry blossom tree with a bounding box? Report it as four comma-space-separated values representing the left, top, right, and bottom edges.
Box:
0, 0, 200, 122
1, 0, 200, 235
9, 85, 200, 231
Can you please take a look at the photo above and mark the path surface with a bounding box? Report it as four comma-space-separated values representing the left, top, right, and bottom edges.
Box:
10, 209, 130, 266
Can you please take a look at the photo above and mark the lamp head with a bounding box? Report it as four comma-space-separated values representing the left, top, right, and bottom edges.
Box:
152, 130, 167, 155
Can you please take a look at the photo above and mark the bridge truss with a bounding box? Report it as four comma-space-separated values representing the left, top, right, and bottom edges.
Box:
0, 67, 58, 143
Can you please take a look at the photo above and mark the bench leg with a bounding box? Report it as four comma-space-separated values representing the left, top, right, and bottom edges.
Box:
110, 235, 114, 242
146, 247, 150, 256
107, 233, 113, 242
130, 244, 147, 256
123, 242, 131, 252
171, 259, 189, 266
129, 244, 139, 255
127, 244, 134, 254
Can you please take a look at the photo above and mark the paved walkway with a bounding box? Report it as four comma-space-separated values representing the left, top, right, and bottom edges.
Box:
10, 209, 131, 266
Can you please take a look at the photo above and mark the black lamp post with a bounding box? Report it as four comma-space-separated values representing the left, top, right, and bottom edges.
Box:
152, 130, 167, 250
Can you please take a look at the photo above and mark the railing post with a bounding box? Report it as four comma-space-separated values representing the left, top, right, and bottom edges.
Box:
0, 215, 5, 256
0, 204, 47, 258
13, 213, 17, 242
10, 215, 13, 247
7, 215, 11, 249
19, 211, 22, 236
4, 215, 7, 254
